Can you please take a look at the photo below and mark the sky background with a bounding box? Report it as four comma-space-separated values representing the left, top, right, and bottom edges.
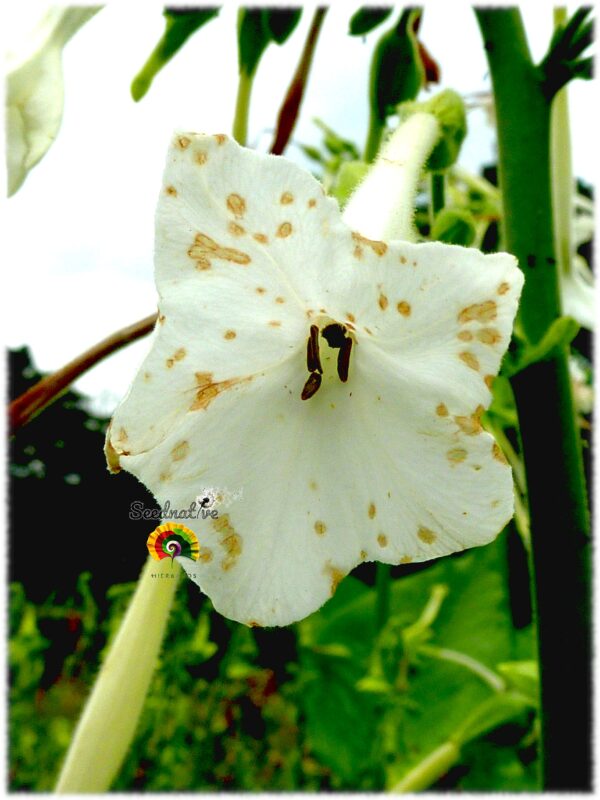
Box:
4, 2, 596, 416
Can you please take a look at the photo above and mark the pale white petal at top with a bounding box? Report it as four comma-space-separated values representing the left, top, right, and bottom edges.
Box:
155, 133, 349, 316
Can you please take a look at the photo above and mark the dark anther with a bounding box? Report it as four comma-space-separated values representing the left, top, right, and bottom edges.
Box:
321, 323, 347, 348
337, 337, 352, 382
301, 371, 322, 400
307, 324, 322, 373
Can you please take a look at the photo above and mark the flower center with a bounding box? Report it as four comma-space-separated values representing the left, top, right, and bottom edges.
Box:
301, 321, 354, 400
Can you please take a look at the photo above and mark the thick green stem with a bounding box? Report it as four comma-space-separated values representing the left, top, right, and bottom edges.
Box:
476, 9, 591, 790
55, 557, 180, 792
232, 69, 253, 145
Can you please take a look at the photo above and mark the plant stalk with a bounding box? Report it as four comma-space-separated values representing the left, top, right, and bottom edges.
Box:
270, 7, 328, 155
476, 9, 591, 789
232, 69, 253, 146
55, 556, 180, 792
9, 313, 157, 433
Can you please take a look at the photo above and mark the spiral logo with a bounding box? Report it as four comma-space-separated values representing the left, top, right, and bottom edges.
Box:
146, 522, 200, 562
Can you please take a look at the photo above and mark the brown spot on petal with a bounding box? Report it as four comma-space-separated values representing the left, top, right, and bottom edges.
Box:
190, 373, 248, 412
224, 330, 237, 340
368, 502, 377, 519
418, 526, 437, 544
226, 193, 246, 217
377, 534, 388, 547
176, 136, 190, 149
198, 547, 213, 563
116, 427, 128, 443
165, 185, 177, 197
195, 150, 207, 165
484, 374, 495, 389
378, 294, 389, 311
400, 555, 413, 564
188, 232, 250, 267
158, 314, 166, 324
459, 351, 480, 371
256, 287, 267, 295
346, 312, 356, 323
497, 282, 510, 295
352, 231, 387, 256
143, 372, 152, 381
447, 447, 468, 463
171, 440, 190, 461
276, 222, 293, 238
397, 300, 411, 316
477, 327, 502, 345
436, 403, 449, 417
105, 430, 122, 474
166, 347, 186, 368
275, 296, 285, 304
308, 198, 317, 208
213, 514, 242, 572
458, 300, 497, 324
360, 550, 368, 560
268, 320, 282, 328
214, 133, 227, 145
493, 442, 509, 464
324, 562, 344, 596
159, 470, 172, 483
228, 222, 245, 236
314, 520, 327, 535
247, 620, 261, 628
457, 330, 473, 341
454, 413, 482, 435
400, 255, 407, 264
280, 192, 294, 204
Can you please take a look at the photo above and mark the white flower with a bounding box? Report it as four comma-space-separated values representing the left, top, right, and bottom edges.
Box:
5, 4, 100, 196
106, 131, 523, 627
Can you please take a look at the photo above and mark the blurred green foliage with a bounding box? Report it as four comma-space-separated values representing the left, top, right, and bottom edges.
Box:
10, 535, 539, 790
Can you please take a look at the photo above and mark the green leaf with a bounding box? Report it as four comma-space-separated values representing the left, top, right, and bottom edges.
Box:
504, 316, 580, 377
349, 7, 393, 36
369, 8, 424, 123
238, 8, 302, 77
131, 8, 220, 101
455, 691, 534, 745
497, 660, 539, 703
431, 208, 476, 246
540, 7, 594, 95
264, 8, 302, 44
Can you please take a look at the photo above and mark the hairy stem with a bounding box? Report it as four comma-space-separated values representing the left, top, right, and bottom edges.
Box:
476, 9, 591, 789
270, 7, 328, 155
9, 313, 157, 433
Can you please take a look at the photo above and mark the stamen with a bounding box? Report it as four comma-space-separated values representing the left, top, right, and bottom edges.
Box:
307, 324, 322, 373
301, 371, 322, 400
322, 323, 347, 349
337, 337, 353, 382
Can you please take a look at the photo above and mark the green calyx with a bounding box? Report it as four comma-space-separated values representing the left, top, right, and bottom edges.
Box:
400, 89, 467, 171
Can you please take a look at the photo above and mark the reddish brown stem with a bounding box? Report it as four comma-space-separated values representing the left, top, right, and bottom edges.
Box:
269, 7, 328, 156
9, 313, 157, 433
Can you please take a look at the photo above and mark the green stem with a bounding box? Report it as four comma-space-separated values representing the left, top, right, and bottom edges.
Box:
419, 645, 506, 693
55, 557, 180, 792
430, 171, 445, 221
364, 115, 385, 163
232, 69, 253, 145
390, 741, 460, 793
375, 563, 391, 631
476, 9, 591, 790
